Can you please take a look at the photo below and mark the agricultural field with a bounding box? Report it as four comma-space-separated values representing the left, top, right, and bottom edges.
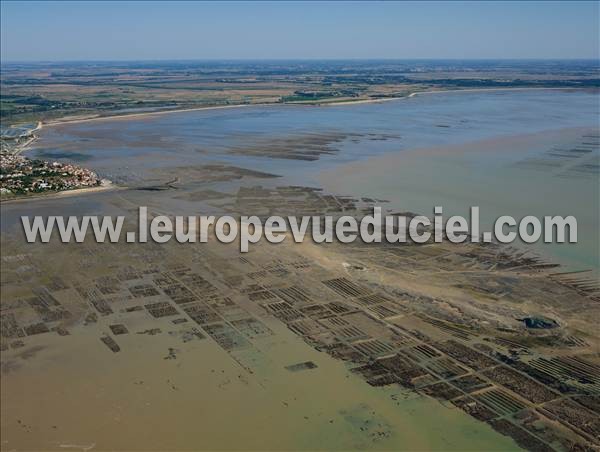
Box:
2, 60, 598, 125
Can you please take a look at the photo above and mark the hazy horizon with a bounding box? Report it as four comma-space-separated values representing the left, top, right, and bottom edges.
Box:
1, 1, 599, 62
2, 58, 600, 64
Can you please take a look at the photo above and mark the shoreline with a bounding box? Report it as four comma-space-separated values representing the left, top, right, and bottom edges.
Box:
42, 102, 263, 127
7, 121, 43, 156
33, 86, 592, 129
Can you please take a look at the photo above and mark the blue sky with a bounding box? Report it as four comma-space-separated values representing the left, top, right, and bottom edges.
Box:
1, 1, 598, 61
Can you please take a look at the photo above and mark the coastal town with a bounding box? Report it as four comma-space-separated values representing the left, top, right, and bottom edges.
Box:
0, 122, 101, 197
0, 150, 100, 197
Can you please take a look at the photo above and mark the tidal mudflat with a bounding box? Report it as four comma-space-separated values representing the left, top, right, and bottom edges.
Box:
1, 89, 599, 451
321, 124, 600, 272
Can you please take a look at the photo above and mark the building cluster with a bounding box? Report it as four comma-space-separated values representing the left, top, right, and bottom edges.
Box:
0, 151, 100, 195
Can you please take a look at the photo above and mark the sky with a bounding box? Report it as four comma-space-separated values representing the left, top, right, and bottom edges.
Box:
1, 1, 599, 61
